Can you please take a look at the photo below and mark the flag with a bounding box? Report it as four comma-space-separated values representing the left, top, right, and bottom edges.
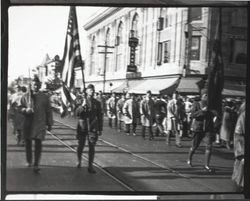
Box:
207, 8, 224, 115
60, 6, 83, 117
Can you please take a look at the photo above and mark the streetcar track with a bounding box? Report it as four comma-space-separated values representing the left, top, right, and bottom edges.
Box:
47, 129, 135, 192
53, 119, 215, 192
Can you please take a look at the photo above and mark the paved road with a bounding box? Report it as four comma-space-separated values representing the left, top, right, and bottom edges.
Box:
6, 112, 245, 199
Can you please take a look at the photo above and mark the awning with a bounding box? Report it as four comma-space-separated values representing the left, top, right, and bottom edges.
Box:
177, 77, 202, 94
112, 80, 142, 93
128, 77, 179, 94
222, 81, 245, 97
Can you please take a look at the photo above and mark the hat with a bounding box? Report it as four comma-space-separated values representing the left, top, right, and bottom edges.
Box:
86, 84, 95, 90
32, 75, 41, 86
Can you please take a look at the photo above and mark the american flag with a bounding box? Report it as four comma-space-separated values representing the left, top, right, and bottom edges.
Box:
60, 6, 83, 117
207, 8, 224, 115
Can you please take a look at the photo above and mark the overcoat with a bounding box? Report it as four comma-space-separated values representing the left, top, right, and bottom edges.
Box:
20, 91, 53, 141
220, 106, 237, 142
122, 99, 140, 124
140, 98, 155, 127
232, 102, 245, 188
166, 99, 180, 131
116, 98, 125, 121
107, 97, 116, 119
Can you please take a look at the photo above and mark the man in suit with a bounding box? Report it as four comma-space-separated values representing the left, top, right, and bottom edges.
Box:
140, 90, 155, 140
20, 76, 53, 173
76, 84, 103, 174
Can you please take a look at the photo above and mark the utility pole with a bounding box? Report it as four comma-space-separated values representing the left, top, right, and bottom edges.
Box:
98, 41, 114, 93
184, 7, 192, 77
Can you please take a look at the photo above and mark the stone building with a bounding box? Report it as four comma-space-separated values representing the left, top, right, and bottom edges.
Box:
79, 7, 246, 96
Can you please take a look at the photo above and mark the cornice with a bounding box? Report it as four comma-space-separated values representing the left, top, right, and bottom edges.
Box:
83, 7, 123, 30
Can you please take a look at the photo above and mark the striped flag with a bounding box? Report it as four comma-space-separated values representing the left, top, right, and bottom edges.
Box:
207, 8, 224, 115
60, 6, 83, 117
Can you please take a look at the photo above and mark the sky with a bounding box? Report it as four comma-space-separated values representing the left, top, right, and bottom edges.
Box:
8, 6, 105, 83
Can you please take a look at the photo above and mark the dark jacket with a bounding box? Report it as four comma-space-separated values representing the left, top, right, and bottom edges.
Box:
191, 102, 214, 133
76, 97, 103, 133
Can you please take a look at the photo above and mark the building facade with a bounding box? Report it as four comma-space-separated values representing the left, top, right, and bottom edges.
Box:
80, 7, 247, 96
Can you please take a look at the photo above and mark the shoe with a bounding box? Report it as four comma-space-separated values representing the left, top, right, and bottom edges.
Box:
33, 166, 40, 173
88, 167, 96, 174
26, 162, 32, 167
176, 143, 182, 148
187, 160, 193, 167
133, 133, 136, 136
76, 162, 81, 168
126, 133, 130, 136
204, 166, 214, 173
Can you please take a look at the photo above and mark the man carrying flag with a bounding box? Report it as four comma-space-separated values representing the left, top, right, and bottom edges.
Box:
60, 6, 83, 117
61, 6, 103, 173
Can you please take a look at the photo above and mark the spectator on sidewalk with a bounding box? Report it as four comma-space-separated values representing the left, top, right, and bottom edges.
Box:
107, 92, 117, 128
153, 95, 167, 137
165, 91, 182, 147
184, 97, 193, 137
116, 94, 126, 132
20, 76, 53, 173
140, 90, 155, 140
232, 101, 245, 192
220, 99, 238, 150
123, 93, 140, 136
75, 84, 103, 174
177, 97, 187, 138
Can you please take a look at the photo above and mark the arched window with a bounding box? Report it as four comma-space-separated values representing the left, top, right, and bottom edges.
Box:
90, 36, 96, 75
131, 13, 139, 37
115, 22, 124, 72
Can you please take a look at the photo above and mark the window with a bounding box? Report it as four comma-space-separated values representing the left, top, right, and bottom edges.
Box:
190, 36, 200, 60
230, 39, 247, 64
116, 22, 124, 71
165, 16, 169, 28
163, 41, 171, 63
190, 8, 202, 21
157, 42, 162, 65
90, 36, 96, 75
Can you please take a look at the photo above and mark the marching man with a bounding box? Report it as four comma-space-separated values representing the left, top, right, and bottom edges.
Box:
76, 84, 103, 174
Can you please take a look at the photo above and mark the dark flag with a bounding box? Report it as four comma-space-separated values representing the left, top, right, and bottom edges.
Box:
60, 6, 83, 117
207, 8, 224, 115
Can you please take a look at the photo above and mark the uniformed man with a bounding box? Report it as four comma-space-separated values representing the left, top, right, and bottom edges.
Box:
76, 84, 103, 174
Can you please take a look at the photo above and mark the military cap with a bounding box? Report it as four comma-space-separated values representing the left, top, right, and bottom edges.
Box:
86, 84, 95, 90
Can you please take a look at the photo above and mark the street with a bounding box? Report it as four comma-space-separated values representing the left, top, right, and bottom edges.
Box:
6, 112, 244, 199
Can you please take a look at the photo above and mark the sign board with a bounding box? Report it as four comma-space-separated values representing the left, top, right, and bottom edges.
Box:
126, 72, 141, 79
127, 65, 137, 73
